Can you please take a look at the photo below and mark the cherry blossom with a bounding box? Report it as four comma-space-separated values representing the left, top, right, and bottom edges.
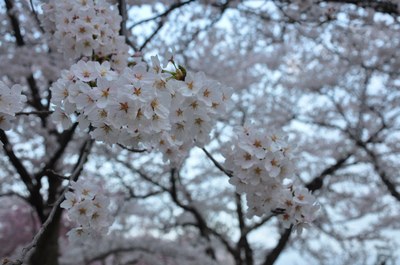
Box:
61, 179, 114, 244
225, 123, 319, 232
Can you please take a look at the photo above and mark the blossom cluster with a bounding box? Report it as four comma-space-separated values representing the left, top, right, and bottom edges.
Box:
40, 0, 129, 71
60, 179, 114, 244
50, 55, 233, 165
277, 184, 320, 234
224, 122, 319, 233
0, 81, 27, 134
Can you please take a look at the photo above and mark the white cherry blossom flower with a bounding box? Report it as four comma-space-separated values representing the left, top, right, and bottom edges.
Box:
51, 107, 73, 130
72, 60, 100, 82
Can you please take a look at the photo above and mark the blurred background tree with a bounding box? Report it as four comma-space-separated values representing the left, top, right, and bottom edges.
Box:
1, 0, 399, 264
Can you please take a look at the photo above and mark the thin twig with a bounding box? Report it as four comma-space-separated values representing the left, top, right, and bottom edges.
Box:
45, 169, 70, 180
202, 147, 233, 178
29, 0, 44, 33
16, 110, 54, 116
139, 20, 164, 51
117, 143, 147, 153
128, 0, 196, 30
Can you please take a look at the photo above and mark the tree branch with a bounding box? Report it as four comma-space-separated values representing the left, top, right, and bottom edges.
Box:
0, 130, 45, 221
262, 226, 293, 265
34, 122, 79, 185
128, 0, 196, 30
117, 143, 147, 153
85, 246, 155, 264
202, 147, 233, 178
118, 0, 138, 51
5, 0, 24, 46
354, 139, 400, 201
3, 138, 93, 265
16, 111, 53, 116
306, 153, 353, 192
168, 168, 216, 259
235, 193, 254, 265
139, 20, 164, 52
323, 0, 399, 16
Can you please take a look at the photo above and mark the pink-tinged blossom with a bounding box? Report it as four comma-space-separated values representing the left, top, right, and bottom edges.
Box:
238, 131, 271, 159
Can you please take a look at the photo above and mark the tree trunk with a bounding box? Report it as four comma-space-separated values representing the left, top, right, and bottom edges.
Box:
29, 207, 62, 265
29, 174, 63, 265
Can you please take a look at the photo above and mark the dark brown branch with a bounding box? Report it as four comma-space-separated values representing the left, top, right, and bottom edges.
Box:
118, 0, 138, 51
262, 227, 292, 265
202, 147, 233, 178
5, 0, 24, 46
117, 173, 163, 200
117, 143, 147, 153
26, 75, 45, 112
139, 20, 164, 51
323, 0, 399, 16
114, 158, 170, 192
246, 214, 275, 234
354, 139, 400, 201
45, 169, 70, 180
86, 247, 155, 264
34, 122, 79, 182
136, 0, 197, 51
129, 0, 196, 30
118, 0, 127, 38
16, 111, 53, 116
235, 193, 254, 265
0, 130, 45, 221
169, 168, 216, 259
208, 227, 237, 257
306, 153, 353, 192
